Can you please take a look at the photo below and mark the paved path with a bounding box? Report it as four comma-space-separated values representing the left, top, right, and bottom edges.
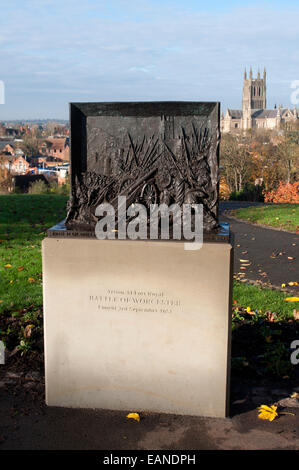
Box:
0, 372, 299, 450
220, 202, 299, 291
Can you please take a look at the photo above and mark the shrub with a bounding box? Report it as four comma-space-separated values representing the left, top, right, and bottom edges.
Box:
264, 181, 299, 203
229, 183, 265, 202
28, 180, 49, 194
48, 181, 70, 195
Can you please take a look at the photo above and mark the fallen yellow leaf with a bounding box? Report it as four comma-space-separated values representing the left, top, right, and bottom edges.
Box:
284, 297, 299, 302
289, 282, 298, 286
4, 264, 12, 268
126, 412, 140, 422
258, 405, 278, 422
27, 277, 35, 282
281, 283, 286, 288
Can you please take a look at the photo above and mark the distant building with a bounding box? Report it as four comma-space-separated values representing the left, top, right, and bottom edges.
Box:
0, 141, 15, 155
39, 136, 69, 161
221, 68, 298, 133
1, 155, 29, 174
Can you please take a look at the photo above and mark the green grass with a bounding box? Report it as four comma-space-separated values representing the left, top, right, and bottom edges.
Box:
233, 281, 295, 319
0, 194, 68, 314
230, 204, 299, 231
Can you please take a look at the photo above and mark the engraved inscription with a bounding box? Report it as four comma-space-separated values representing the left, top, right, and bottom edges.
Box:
89, 288, 181, 314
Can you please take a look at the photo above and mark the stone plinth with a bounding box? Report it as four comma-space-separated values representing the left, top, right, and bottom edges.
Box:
42, 237, 232, 418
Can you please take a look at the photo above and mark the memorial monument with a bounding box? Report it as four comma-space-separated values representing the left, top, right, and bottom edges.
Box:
42, 102, 233, 418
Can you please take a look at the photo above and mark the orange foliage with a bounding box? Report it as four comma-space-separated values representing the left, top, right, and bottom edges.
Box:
264, 181, 299, 203
219, 177, 231, 200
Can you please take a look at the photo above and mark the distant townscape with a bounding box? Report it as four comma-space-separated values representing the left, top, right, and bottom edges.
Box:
0, 120, 70, 192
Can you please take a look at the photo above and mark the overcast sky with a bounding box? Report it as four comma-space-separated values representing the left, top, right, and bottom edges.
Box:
0, 0, 299, 120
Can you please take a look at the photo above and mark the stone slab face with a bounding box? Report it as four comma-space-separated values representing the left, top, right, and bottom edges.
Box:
42, 238, 232, 418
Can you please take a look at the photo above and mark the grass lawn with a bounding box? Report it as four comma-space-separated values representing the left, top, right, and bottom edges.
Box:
229, 204, 299, 232
233, 281, 296, 318
0, 194, 68, 315
0, 194, 298, 378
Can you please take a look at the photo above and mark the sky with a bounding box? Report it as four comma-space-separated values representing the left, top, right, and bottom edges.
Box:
0, 0, 299, 120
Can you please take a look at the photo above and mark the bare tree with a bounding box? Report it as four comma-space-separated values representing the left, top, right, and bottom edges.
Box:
20, 136, 40, 157
275, 127, 299, 183
220, 133, 255, 192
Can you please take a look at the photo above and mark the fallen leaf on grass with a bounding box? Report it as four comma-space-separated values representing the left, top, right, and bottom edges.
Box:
4, 264, 12, 268
126, 413, 140, 422
293, 309, 299, 320
17, 266, 25, 271
246, 306, 256, 315
258, 405, 278, 422
27, 278, 35, 283
24, 324, 34, 338
266, 311, 277, 322
284, 297, 299, 302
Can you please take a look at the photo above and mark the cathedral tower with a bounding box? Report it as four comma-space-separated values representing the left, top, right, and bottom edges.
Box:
242, 67, 266, 112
